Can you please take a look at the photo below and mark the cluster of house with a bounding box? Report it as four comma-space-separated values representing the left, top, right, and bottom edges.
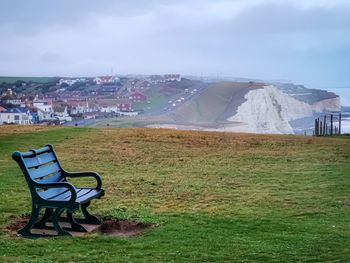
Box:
0, 74, 181, 125
58, 75, 121, 87
0, 93, 146, 125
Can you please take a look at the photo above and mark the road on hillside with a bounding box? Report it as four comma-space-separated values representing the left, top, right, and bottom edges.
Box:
144, 82, 210, 117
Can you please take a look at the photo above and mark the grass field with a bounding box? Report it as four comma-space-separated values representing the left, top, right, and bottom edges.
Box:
0, 126, 349, 262
0, 77, 56, 84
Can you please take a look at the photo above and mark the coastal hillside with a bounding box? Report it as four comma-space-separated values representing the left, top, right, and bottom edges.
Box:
0, 126, 349, 261
154, 81, 341, 134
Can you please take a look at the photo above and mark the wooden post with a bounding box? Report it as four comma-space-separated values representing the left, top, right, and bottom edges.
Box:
314, 119, 318, 136
330, 114, 333, 136
325, 123, 328, 135
320, 121, 323, 135
323, 115, 326, 136
339, 113, 342, 135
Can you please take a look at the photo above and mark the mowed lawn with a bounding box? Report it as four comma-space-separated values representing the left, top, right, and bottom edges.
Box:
0, 126, 349, 262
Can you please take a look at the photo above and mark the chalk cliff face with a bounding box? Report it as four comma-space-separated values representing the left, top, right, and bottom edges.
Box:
311, 97, 341, 112
227, 85, 314, 134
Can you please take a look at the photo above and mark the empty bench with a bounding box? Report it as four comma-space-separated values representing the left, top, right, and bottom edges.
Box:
12, 144, 105, 238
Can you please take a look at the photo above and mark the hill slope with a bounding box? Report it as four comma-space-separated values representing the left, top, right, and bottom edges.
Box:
168, 81, 264, 125
0, 126, 350, 262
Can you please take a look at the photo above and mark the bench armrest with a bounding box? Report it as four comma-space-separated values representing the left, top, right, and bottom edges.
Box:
64, 172, 102, 191
35, 182, 77, 203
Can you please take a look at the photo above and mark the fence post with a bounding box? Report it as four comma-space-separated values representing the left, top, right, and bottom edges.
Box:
330, 114, 333, 136
339, 113, 342, 135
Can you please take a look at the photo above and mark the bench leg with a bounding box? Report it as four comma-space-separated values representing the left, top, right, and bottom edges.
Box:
18, 205, 41, 238
34, 208, 52, 229
78, 201, 102, 225
52, 208, 71, 236
67, 211, 87, 232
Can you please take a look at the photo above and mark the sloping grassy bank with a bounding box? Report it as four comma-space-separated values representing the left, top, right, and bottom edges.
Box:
0, 126, 349, 262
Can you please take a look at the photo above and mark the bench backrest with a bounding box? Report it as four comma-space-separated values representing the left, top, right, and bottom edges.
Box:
12, 145, 65, 188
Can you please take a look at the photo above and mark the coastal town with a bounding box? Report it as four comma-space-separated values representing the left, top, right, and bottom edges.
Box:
0, 74, 183, 125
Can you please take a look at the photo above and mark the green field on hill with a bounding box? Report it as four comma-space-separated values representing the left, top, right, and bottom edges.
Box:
0, 77, 56, 84
0, 126, 349, 262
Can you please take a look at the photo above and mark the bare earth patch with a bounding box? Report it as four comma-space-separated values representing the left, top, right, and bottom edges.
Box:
98, 219, 155, 237
5, 216, 155, 238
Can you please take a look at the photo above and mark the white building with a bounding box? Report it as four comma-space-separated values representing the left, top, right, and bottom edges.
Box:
54, 107, 72, 123
0, 108, 33, 125
58, 78, 87, 87
33, 98, 53, 113
37, 109, 55, 122
93, 76, 120, 85
164, 74, 181, 82
4, 99, 22, 106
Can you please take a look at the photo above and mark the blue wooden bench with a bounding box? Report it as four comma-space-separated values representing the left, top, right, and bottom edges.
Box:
12, 144, 105, 238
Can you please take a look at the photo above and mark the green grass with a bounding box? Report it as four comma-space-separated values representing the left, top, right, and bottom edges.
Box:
134, 87, 172, 113
0, 126, 350, 262
0, 76, 56, 84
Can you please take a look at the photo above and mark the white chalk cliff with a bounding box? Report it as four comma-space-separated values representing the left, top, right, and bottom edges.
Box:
228, 85, 315, 134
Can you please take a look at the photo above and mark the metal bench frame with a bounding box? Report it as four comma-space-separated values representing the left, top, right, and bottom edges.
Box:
12, 144, 105, 238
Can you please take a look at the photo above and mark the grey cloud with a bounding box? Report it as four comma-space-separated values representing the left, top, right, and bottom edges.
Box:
0, 0, 349, 86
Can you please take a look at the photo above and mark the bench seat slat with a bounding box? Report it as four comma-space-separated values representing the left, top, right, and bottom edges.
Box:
37, 188, 68, 200
55, 189, 93, 201
24, 152, 57, 168
77, 189, 99, 203
43, 188, 100, 203
29, 162, 61, 179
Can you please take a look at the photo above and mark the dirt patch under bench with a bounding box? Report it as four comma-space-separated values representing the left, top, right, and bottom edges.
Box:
5, 215, 156, 238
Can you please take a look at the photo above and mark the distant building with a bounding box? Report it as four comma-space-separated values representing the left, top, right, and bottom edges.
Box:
149, 75, 165, 84
164, 74, 181, 82
98, 85, 120, 95
53, 106, 73, 123
93, 76, 120, 85
36, 108, 55, 122
64, 100, 99, 115
0, 107, 33, 125
97, 99, 132, 112
0, 106, 6, 124
3, 98, 23, 107
125, 91, 147, 102
58, 78, 86, 87
33, 97, 53, 113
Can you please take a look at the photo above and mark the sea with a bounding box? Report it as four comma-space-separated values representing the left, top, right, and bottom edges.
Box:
291, 87, 350, 134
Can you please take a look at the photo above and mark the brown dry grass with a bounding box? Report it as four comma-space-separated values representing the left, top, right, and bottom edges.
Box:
0, 125, 54, 137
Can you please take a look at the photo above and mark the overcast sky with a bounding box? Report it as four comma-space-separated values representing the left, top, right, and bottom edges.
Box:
0, 0, 349, 87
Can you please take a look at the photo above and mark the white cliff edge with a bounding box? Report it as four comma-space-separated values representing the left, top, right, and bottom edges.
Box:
227, 85, 314, 134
